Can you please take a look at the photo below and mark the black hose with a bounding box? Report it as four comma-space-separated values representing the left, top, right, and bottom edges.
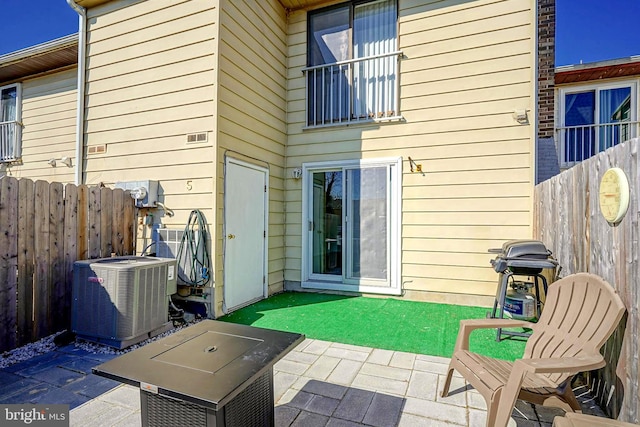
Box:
176, 210, 211, 286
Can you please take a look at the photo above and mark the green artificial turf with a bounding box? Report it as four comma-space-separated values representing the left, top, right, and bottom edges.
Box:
218, 292, 527, 361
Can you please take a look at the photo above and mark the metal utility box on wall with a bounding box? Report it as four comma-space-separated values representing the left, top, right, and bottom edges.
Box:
72, 256, 177, 349
115, 180, 159, 207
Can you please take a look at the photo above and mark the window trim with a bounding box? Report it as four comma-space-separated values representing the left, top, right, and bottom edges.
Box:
301, 157, 402, 296
0, 82, 23, 163
558, 80, 638, 128
304, 0, 401, 129
557, 80, 639, 166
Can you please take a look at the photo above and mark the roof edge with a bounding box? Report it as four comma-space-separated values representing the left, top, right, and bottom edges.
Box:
556, 55, 640, 73
0, 33, 78, 66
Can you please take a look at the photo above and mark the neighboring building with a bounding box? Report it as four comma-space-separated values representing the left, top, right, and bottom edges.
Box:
0, 35, 78, 183
15, 0, 552, 318
552, 56, 640, 173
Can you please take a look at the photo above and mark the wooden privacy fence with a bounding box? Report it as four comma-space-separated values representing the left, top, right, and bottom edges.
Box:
534, 138, 640, 423
0, 177, 136, 353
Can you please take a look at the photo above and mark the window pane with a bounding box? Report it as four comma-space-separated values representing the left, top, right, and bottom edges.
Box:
565, 91, 594, 126
353, 0, 397, 118
1, 87, 17, 122
599, 87, 632, 150
347, 167, 387, 281
564, 91, 595, 162
308, 6, 350, 66
312, 172, 343, 275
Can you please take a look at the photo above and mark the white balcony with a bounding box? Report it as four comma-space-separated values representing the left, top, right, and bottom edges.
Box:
303, 51, 402, 128
556, 121, 639, 168
0, 121, 22, 162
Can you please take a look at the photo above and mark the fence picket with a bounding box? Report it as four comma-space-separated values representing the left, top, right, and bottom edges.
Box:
63, 184, 78, 331
112, 188, 124, 256
77, 185, 88, 260
100, 187, 113, 257
49, 182, 65, 333
0, 176, 19, 352
34, 180, 51, 339
88, 187, 101, 259
17, 178, 35, 345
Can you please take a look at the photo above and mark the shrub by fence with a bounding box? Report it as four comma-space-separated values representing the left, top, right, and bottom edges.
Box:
0, 177, 136, 353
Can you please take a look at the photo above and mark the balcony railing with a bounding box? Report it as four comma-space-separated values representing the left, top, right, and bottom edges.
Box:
0, 121, 22, 163
556, 121, 639, 167
303, 51, 402, 128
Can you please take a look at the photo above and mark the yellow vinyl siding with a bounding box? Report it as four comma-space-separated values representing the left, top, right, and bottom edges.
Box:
82, 0, 217, 226
285, 0, 536, 303
216, 0, 287, 310
13, 69, 77, 182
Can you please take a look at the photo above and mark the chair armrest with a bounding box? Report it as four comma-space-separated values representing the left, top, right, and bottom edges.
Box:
454, 318, 535, 352
515, 354, 605, 375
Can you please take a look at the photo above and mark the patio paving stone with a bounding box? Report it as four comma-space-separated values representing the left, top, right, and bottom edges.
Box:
305, 355, 342, 380
327, 359, 363, 385
324, 346, 371, 362
361, 392, 405, 427
0, 377, 41, 400
29, 366, 85, 387
276, 405, 301, 426
360, 361, 412, 381
390, 351, 416, 369
303, 339, 333, 355
367, 348, 394, 365
305, 394, 341, 416
403, 396, 468, 425
406, 370, 438, 400
19, 385, 90, 408
290, 410, 329, 427
62, 373, 121, 399
351, 372, 409, 396
332, 387, 374, 422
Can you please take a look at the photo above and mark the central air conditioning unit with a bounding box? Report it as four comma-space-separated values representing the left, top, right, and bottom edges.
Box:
72, 256, 177, 349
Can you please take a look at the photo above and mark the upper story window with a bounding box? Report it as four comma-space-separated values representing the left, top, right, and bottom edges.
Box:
304, 0, 400, 128
558, 81, 638, 167
0, 83, 22, 163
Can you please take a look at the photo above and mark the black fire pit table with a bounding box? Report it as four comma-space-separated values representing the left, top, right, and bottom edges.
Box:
92, 320, 305, 427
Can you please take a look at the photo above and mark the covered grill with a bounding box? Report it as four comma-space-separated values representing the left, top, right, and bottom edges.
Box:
488, 240, 558, 341
489, 239, 556, 275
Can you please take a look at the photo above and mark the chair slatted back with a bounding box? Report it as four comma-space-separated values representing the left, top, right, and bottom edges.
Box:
524, 273, 626, 383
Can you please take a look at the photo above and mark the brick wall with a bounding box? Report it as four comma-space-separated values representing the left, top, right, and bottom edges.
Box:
537, 0, 555, 139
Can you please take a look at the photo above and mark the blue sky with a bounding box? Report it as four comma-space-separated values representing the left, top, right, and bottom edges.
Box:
0, 0, 639, 66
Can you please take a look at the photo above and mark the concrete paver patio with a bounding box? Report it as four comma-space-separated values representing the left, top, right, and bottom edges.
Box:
61, 339, 605, 427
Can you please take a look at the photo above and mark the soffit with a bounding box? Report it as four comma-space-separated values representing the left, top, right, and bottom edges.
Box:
0, 39, 78, 84
73, 0, 112, 8
278, 0, 337, 11
76, 0, 332, 10
556, 61, 640, 85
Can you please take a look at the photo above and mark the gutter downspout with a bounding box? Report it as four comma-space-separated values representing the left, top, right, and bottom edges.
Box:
67, 0, 87, 185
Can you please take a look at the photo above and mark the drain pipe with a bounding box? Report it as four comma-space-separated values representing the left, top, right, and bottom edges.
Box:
66, 0, 87, 185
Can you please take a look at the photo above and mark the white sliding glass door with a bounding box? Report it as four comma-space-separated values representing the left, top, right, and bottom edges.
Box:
303, 158, 401, 295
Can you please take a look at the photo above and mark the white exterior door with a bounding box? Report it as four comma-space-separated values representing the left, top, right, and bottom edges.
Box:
223, 158, 268, 312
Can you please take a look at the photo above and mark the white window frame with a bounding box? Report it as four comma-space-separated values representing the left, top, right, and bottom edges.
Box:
304, 0, 401, 129
301, 157, 402, 296
558, 80, 638, 165
0, 83, 23, 163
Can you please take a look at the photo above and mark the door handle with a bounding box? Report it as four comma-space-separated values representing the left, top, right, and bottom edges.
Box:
227, 234, 235, 239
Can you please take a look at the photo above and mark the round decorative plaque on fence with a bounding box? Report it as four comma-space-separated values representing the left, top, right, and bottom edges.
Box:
598, 167, 630, 224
